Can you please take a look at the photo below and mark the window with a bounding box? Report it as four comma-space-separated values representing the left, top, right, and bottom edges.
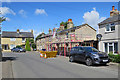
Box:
10, 44, 16, 49
22, 38, 25, 42
105, 43, 108, 53
10, 38, 16, 41
104, 42, 118, 54
105, 23, 115, 32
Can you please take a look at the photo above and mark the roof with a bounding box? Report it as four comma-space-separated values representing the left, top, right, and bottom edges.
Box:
37, 33, 53, 40
57, 23, 96, 34
98, 14, 120, 26
2, 31, 34, 38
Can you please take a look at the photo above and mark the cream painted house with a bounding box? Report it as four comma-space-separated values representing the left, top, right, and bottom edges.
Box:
1, 29, 34, 51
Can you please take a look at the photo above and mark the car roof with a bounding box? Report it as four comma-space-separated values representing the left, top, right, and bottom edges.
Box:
72, 46, 92, 48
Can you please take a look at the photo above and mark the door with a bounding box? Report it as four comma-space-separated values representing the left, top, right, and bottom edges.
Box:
76, 47, 85, 62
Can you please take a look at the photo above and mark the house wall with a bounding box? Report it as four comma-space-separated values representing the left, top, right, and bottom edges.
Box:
99, 22, 120, 54
75, 25, 96, 41
99, 22, 119, 40
1, 38, 26, 51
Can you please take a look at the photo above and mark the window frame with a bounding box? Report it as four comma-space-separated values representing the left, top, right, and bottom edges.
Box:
104, 42, 118, 54
105, 23, 115, 32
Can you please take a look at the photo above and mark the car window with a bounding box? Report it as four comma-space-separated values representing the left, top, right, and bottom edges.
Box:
84, 47, 99, 52
78, 47, 83, 52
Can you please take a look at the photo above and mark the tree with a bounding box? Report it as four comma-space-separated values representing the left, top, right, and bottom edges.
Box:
32, 43, 36, 49
25, 39, 31, 51
60, 21, 68, 30
35, 33, 45, 41
0, 17, 6, 23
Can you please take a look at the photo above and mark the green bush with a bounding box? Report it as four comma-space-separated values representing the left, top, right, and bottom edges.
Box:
108, 52, 120, 63
25, 39, 31, 51
32, 43, 36, 49
16, 45, 21, 48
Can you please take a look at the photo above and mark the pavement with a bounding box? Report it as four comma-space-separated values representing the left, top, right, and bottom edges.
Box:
0, 62, 2, 80
2, 51, 119, 78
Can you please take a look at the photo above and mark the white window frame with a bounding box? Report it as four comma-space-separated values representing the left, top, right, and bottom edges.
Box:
10, 38, 16, 41
104, 42, 118, 54
105, 23, 115, 32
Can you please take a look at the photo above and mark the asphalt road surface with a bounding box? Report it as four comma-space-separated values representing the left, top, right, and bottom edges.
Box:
3, 51, 118, 78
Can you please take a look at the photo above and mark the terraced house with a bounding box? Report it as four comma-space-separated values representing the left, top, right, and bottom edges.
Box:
1, 29, 34, 51
98, 6, 120, 54
36, 19, 98, 56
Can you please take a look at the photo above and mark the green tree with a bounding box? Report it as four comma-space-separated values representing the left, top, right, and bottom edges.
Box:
60, 21, 68, 30
35, 33, 45, 41
0, 17, 6, 23
32, 43, 36, 49
25, 39, 31, 51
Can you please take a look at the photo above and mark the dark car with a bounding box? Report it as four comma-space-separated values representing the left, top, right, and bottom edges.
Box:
69, 46, 109, 66
11, 47, 26, 52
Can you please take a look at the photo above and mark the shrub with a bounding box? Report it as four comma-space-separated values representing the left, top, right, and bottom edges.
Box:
108, 52, 120, 63
16, 45, 21, 48
25, 39, 31, 51
32, 43, 36, 49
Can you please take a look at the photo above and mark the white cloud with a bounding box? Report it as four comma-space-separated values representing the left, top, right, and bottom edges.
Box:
83, 8, 106, 32
35, 9, 48, 16
18, 9, 27, 18
6, 17, 10, 21
20, 29, 42, 38
0, 7, 16, 15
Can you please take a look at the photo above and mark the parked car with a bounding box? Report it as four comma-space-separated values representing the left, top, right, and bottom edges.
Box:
11, 47, 26, 52
33, 48, 37, 51
69, 46, 109, 66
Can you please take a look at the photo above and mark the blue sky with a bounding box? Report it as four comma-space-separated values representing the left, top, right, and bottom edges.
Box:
1, 2, 118, 37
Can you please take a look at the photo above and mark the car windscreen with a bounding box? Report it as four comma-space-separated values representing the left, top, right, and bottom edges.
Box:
18, 47, 22, 49
84, 47, 99, 52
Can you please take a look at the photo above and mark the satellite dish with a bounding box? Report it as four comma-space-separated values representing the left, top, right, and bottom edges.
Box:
96, 34, 102, 41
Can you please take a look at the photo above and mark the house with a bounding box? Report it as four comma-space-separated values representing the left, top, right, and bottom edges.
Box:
36, 32, 53, 50
36, 19, 98, 56
98, 6, 120, 54
1, 29, 34, 51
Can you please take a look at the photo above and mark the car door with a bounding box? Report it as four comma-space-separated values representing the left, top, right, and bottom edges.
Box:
76, 47, 85, 62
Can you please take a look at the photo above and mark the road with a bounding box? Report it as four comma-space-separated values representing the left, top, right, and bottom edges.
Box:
2, 51, 118, 78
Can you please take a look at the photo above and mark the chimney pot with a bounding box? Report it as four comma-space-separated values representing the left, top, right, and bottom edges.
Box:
68, 19, 72, 22
112, 6, 115, 11
115, 9, 117, 11
17, 29, 20, 33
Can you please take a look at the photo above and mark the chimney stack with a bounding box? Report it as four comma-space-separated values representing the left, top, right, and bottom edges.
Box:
110, 6, 119, 17
53, 28, 56, 32
17, 29, 20, 33
31, 30, 33, 34
60, 24, 64, 30
112, 6, 115, 11
49, 28, 52, 34
67, 19, 73, 29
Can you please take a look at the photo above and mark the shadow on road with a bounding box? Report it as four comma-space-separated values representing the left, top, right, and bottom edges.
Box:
73, 61, 109, 67
2, 57, 17, 62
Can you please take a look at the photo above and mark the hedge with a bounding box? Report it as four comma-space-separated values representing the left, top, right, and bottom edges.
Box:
108, 52, 120, 63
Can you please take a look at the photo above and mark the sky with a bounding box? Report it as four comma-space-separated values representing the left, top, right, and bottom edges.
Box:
1, 2, 119, 38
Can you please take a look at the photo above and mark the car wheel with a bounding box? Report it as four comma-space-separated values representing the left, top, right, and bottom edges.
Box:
69, 56, 75, 62
86, 58, 93, 66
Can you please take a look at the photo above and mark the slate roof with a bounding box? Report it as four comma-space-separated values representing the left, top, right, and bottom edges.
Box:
98, 14, 120, 25
2, 31, 34, 38
57, 23, 96, 34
